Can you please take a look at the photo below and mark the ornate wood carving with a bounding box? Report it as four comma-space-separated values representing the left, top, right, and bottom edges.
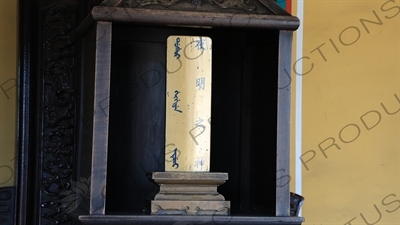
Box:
290, 192, 305, 217
40, 3, 78, 224
0, 187, 15, 225
100, 0, 260, 12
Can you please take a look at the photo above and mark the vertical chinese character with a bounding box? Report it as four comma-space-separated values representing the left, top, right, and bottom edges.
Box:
194, 158, 205, 170
195, 38, 207, 50
196, 77, 205, 90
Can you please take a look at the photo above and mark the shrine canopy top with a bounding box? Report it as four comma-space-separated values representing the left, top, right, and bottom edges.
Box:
77, 0, 300, 33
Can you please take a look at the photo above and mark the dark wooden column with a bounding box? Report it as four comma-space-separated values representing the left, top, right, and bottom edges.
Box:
17, 0, 98, 224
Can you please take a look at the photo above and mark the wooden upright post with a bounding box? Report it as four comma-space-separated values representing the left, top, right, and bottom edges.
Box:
276, 30, 293, 217
90, 21, 112, 215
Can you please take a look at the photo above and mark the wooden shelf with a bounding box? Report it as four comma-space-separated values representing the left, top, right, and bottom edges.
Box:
80, 215, 304, 225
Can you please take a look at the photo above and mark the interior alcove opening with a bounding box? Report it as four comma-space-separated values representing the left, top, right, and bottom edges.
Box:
96, 23, 279, 215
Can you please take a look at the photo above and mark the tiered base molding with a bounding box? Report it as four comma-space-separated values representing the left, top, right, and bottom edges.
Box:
150, 172, 230, 215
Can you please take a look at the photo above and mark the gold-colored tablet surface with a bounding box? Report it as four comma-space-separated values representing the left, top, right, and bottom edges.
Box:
165, 36, 212, 172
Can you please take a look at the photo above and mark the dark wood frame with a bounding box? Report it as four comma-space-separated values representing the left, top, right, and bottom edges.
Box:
77, 2, 300, 224
14, 0, 301, 224
17, 0, 37, 224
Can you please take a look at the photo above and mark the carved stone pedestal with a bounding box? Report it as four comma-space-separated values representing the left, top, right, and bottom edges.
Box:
150, 172, 230, 215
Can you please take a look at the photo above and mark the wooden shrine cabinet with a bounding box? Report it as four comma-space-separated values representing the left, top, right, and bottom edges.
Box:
75, 0, 301, 224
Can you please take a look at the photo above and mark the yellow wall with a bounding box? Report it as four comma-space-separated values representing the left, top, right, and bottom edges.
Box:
291, 0, 400, 224
0, 0, 18, 187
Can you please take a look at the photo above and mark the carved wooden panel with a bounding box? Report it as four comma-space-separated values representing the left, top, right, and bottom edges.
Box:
101, 0, 263, 12
0, 187, 15, 225
39, 2, 78, 224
